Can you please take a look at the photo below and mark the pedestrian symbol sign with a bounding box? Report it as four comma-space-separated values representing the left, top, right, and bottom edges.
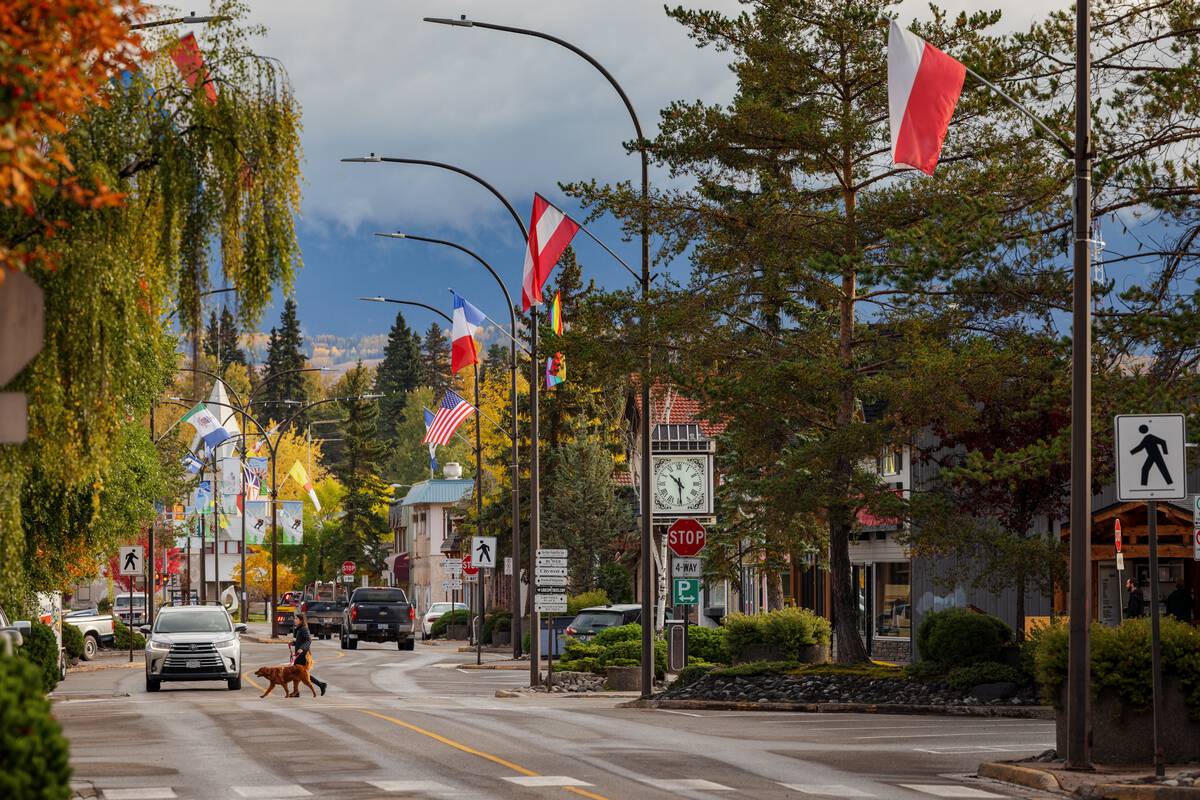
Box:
119, 545, 143, 577
1115, 414, 1187, 501
673, 578, 700, 606
470, 536, 496, 569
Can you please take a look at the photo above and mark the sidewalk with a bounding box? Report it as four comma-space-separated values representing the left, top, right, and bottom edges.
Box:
241, 620, 288, 644
980, 759, 1200, 798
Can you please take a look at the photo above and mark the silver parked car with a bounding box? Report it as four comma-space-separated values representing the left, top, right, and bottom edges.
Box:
142, 606, 245, 692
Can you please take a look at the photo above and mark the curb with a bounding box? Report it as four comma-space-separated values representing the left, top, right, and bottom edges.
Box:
977, 762, 1061, 792
623, 698, 1055, 718
243, 635, 289, 645
459, 663, 528, 671
1088, 785, 1200, 799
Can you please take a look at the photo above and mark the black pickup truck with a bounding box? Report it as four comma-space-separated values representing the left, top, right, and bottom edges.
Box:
340, 587, 415, 651
300, 600, 345, 639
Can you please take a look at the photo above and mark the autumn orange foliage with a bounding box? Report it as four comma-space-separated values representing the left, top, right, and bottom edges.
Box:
0, 0, 146, 274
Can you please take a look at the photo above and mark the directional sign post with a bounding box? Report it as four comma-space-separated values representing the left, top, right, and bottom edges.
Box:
119, 546, 143, 662
471, 536, 496, 570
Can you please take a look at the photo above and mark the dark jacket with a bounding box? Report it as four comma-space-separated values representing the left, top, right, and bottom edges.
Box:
1126, 587, 1147, 618
1166, 587, 1193, 622
292, 621, 313, 664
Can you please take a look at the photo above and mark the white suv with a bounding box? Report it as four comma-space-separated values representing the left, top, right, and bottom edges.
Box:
142, 606, 245, 692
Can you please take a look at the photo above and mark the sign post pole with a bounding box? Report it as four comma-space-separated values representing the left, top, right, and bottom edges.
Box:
1147, 500, 1165, 778
1115, 519, 1124, 623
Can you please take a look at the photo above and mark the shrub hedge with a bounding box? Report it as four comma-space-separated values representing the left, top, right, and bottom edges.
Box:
1035, 617, 1200, 716
592, 623, 641, 647
19, 622, 60, 693
673, 664, 715, 689
946, 661, 1027, 692
430, 610, 470, 639
567, 590, 610, 615
684, 624, 729, 665
112, 619, 145, 650
481, 609, 512, 644
559, 625, 666, 678
723, 607, 830, 662
0, 656, 72, 799
61, 624, 84, 662
917, 608, 1011, 666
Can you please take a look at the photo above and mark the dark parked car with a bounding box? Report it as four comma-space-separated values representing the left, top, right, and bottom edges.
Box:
340, 587, 415, 651
564, 604, 643, 642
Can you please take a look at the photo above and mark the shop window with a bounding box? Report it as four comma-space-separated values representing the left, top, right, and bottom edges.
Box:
874, 561, 911, 638
877, 446, 904, 477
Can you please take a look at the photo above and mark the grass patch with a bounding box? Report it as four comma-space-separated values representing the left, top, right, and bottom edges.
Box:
711, 661, 801, 677
789, 663, 906, 680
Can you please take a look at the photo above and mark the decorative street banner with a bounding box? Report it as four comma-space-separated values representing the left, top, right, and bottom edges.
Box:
219, 457, 242, 492
245, 457, 268, 500
278, 501, 303, 545
193, 480, 212, 512
244, 500, 269, 545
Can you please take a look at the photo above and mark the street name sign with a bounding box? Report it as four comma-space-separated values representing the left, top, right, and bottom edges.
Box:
537, 548, 567, 558
535, 576, 568, 587
672, 557, 701, 578
534, 548, 569, 612
666, 518, 707, 557
534, 566, 568, 577
442, 579, 463, 591
471, 536, 496, 569
441, 559, 463, 574
1115, 414, 1187, 501
119, 546, 144, 577
535, 557, 567, 567
673, 578, 700, 606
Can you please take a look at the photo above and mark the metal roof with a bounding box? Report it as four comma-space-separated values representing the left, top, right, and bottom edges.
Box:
399, 479, 474, 508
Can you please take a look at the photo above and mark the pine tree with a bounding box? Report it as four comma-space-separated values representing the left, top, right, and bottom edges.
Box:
330, 362, 390, 570
255, 298, 309, 429
203, 306, 247, 376
480, 343, 508, 385
419, 322, 452, 399
374, 310, 422, 440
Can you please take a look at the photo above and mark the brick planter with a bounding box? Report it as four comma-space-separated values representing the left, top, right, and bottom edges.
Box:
1055, 679, 1200, 764
606, 666, 641, 691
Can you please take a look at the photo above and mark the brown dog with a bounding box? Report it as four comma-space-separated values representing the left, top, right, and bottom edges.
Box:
254, 661, 316, 698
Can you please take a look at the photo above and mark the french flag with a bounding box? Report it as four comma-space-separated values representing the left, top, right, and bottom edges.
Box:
450, 292, 486, 374
888, 21, 966, 175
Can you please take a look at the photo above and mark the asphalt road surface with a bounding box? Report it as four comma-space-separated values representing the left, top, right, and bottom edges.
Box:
55, 638, 1059, 800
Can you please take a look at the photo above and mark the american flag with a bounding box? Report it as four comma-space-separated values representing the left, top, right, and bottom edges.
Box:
423, 391, 474, 446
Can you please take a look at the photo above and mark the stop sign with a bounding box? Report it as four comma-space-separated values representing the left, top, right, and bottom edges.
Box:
341, 560, 356, 576
461, 554, 479, 576
667, 518, 706, 557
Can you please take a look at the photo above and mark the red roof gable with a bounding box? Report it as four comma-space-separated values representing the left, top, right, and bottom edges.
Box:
630, 382, 726, 437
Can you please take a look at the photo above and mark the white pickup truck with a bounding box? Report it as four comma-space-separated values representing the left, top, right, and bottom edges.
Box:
64, 608, 115, 660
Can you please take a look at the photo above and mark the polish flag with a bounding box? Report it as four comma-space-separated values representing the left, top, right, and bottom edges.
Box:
888, 21, 966, 175
522, 194, 579, 311
450, 292, 486, 374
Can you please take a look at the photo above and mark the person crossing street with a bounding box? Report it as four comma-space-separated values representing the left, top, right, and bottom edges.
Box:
292, 612, 328, 696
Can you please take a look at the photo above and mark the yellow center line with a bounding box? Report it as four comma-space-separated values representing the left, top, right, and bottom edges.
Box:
241, 672, 266, 692
360, 709, 611, 800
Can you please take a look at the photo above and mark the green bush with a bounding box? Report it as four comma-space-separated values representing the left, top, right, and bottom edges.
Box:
596, 563, 632, 604
723, 607, 830, 662
903, 660, 946, 680
596, 637, 667, 679
947, 661, 1027, 692
562, 640, 604, 662
556, 658, 599, 673
97, 597, 112, 615
0, 656, 72, 799
713, 660, 800, 677
112, 619, 145, 650
19, 622, 61, 693
494, 615, 511, 633
567, 590, 610, 616
684, 625, 729, 665
917, 608, 1011, 666
429, 610, 470, 639
592, 623, 642, 647
61, 624, 84, 662
1020, 618, 1063, 682
673, 664, 715, 689
481, 609, 512, 644
1035, 617, 1200, 716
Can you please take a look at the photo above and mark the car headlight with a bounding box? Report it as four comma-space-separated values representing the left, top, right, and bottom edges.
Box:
147, 639, 170, 652
213, 636, 238, 648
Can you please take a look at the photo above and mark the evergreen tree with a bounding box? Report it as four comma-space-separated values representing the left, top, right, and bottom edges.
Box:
480, 343, 508, 386
203, 306, 247, 376
420, 322, 452, 399
330, 362, 390, 570
374, 310, 422, 440
255, 298, 309, 430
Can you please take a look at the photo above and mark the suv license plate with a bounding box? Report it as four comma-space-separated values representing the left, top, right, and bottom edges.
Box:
186, 660, 200, 669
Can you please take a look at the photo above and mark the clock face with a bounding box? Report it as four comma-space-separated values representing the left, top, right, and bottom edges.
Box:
652, 456, 709, 514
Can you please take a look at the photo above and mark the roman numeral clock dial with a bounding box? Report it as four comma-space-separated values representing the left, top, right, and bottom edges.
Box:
652, 456, 709, 515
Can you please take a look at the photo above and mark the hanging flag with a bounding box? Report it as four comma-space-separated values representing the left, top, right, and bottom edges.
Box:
888, 20, 966, 175
522, 194, 580, 311
170, 32, 218, 104
423, 408, 439, 472
550, 291, 564, 336
182, 403, 232, 450
545, 352, 566, 388
286, 460, 322, 512
424, 390, 474, 446
450, 291, 486, 374
182, 453, 203, 475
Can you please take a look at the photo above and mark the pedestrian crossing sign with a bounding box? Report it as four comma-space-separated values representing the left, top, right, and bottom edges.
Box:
1115, 414, 1187, 501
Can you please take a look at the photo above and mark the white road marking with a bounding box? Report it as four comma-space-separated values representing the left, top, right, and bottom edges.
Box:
779, 785, 875, 797
368, 780, 455, 792
231, 785, 312, 798
914, 744, 1054, 755
654, 709, 706, 717
899, 785, 1009, 798
101, 790, 177, 800
857, 731, 1042, 740
502, 776, 594, 787
639, 778, 736, 791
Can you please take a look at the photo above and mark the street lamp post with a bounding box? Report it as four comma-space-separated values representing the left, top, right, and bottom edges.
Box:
424, 14, 655, 697
374, 232, 522, 659
343, 154, 531, 662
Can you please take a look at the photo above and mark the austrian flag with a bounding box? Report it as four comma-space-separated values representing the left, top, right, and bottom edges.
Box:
522, 194, 580, 311
888, 20, 966, 175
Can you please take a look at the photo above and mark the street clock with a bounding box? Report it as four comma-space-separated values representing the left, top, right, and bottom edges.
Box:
651, 455, 712, 516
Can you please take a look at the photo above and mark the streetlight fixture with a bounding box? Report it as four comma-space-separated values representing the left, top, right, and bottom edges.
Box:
131, 11, 231, 30
343, 155, 530, 663
424, 13, 655, 698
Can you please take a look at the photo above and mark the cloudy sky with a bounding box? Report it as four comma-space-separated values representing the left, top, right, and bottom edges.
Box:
217, 0, 1058, 340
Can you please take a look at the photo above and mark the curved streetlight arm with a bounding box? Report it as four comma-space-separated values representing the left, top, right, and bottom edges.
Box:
342, 155, 528, 241
247, 367, 326, 407
175, 366, 247, 414
359, 297, 452, 324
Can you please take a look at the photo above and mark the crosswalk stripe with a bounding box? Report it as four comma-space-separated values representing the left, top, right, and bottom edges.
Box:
780, 785, 875, 797
899, 785, 1009, 798
231, 785, 312, 798
639, 779, 736, 791
503, 776, 594, 787
368, 780, 455, 792
101, 790, 177, 800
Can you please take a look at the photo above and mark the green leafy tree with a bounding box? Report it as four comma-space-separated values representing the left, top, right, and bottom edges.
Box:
374, 310, 422, 440
329, 363, 390, 571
